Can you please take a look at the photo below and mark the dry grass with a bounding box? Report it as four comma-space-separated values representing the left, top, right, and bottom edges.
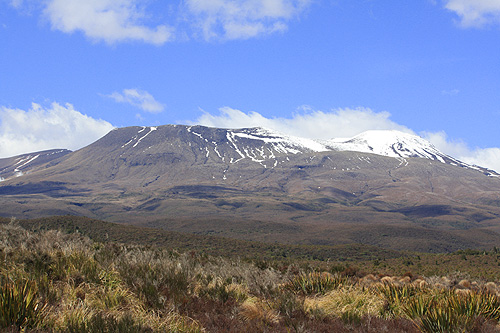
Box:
305, 286, 384, 323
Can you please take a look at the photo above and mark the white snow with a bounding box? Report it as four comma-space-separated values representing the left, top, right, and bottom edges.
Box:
226, 132, 246, 163
14, 154, 39, 169
133, 127, 157, 148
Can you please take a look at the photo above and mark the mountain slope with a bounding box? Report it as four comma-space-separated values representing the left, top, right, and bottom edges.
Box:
0, 149, 71, 181
1, 125, 500, 252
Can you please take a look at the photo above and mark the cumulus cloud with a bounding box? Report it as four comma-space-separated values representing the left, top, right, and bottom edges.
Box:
195, 106, 500, 172
184, 0, 312, 40
0, 102, 114, 158
444, 0, 500, 28
462, 148, 500, 172
195, 106, 413, 139
23, 0, 173, 45
107, 88, 165, 113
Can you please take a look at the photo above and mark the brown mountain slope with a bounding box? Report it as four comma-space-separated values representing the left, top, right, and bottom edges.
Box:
1, 125, 500, 252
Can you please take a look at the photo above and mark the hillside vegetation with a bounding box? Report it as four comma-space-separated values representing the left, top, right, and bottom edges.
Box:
2, 220, 500, 332
6, 216, 500, 281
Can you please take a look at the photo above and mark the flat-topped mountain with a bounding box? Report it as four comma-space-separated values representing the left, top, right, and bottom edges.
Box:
1, 125, 500, 252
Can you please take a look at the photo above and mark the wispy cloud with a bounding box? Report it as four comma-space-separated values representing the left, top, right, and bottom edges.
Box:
184, 0, 312, 40
441, 89, 460, 96
444, 0, 500, 28
0, 102, 114, 158
106, 88, 165, 113
195, 106, 500, 172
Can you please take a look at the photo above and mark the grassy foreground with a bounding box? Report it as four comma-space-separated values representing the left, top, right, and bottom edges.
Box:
1, 222, 500, 332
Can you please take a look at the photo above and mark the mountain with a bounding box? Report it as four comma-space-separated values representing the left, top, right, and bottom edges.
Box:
1, 125, 500, 252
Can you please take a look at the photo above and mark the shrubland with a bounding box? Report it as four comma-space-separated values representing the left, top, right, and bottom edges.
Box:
1, 219, 500, 332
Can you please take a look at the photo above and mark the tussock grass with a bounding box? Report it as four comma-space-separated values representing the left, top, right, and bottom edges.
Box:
403, 289, 500, 332
2, 222, 500, 332
0, 277, 47, 330
281, 271, 349, 295
239, 296, 280, 325
305, 286, 384, 324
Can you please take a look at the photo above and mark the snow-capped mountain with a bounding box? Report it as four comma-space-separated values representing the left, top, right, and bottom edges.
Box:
200, 127, 496, 176
0, 125, 496, 184
322, 130, 480, 168
152, 126, 493, 175
1, 124, 500, 252
325, 130, 443, 159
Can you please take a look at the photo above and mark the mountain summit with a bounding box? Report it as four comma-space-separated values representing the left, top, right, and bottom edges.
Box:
327, 130, 449, 159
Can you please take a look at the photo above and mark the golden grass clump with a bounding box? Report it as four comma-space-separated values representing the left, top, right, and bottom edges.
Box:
239, 296, 280, 325
304, 286, 384, 323
281, 271, 349, 295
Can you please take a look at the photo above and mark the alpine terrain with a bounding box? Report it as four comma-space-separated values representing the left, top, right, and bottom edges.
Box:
1, 125, 500, 252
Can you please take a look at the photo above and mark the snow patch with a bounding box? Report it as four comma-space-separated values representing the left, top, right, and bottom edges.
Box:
133, 127, 157, 148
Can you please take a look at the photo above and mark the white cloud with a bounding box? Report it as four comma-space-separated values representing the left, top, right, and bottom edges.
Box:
107, 88, 165, 113
183, 0, 311, 40
11, 0, 312, 43
195, 106, 413, 140
195, 106, 500, 172
462, 148, 500, 172
0, 102, 114, 158
42, 0, 173, 45
444, 0, 500, 28
422, 131, 500, 172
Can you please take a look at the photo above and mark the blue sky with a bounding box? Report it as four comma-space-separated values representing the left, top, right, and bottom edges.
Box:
1, 0, 500, 171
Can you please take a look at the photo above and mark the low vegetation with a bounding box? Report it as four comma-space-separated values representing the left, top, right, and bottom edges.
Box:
2, 220, 500, 332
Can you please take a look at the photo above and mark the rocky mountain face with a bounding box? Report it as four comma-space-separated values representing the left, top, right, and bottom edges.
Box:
1, 125, 500, 252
